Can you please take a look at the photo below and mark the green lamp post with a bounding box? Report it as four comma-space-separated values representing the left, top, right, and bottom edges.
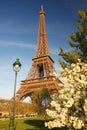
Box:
9, 58, 21, 130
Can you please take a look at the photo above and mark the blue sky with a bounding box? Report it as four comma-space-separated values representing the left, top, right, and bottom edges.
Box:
0, 0, 86, 100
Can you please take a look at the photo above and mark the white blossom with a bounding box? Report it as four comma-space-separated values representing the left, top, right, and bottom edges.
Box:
45, 60, 87, 130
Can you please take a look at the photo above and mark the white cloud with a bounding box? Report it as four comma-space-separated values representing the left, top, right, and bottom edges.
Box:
0, 40, 58, 55
0, 40, 36, 50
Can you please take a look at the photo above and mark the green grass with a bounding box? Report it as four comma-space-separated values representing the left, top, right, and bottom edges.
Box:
0, 117, 68, 130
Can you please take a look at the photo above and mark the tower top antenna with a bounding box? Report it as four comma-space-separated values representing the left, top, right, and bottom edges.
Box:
41, 5, 43, 11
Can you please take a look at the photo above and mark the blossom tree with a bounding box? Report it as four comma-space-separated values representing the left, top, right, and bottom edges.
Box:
45, 60, 87, 130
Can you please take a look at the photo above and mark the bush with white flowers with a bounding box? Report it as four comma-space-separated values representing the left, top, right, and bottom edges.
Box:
45, 60, 87, 130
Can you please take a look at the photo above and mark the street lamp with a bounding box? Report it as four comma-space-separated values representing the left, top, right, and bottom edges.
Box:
9, 58, 21, 130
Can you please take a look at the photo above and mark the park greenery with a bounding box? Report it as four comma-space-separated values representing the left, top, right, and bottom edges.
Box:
31, 87, 51, 115
0, 88, 50, 117
0, 116, 67, 130
59, 10, 87, 68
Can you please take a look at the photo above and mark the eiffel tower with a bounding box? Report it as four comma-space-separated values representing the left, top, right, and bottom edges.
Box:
16, 7, 60, 101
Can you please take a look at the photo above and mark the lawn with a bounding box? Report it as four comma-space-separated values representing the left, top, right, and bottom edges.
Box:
0, 116, 68, 130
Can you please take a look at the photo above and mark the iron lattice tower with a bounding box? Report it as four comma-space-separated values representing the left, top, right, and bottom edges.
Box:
16, 7, 60, 101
